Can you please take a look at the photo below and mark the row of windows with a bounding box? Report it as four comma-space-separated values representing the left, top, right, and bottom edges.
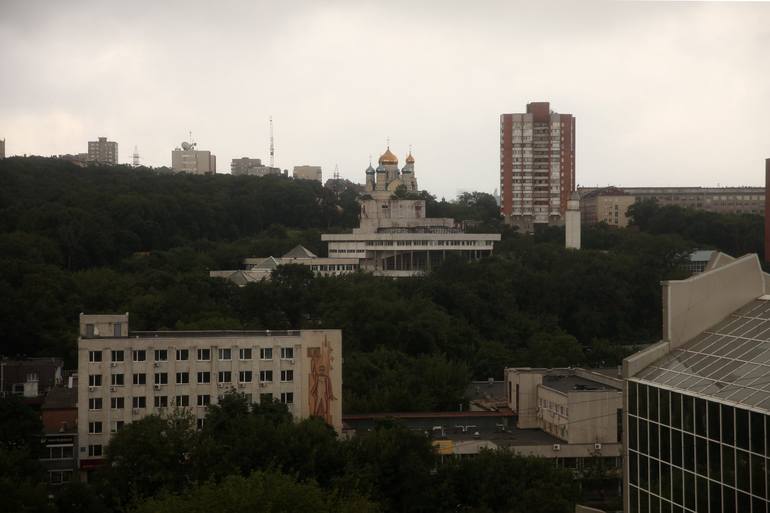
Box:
628, 382, 767, 455
88, 391, 295, 413
90, 347, 293, 363
363, 240, 490, 247
88, 369, 292, 388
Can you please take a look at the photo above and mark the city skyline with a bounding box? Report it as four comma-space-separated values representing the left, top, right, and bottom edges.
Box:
2, 1, 770, 198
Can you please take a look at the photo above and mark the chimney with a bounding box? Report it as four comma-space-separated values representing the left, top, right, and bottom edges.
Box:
766, 159, 770, 263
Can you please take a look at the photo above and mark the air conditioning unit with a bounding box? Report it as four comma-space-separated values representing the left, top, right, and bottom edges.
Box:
132, 408, 140, 414
88, 386, 96, 392
109, 386, 116, 392
153, 362, 160, 367
110, 362, 118, 367
238, 383, 246, 388
594, 443, 602, 450
552, 444, 561, 451
217, 383, 224, 388
153, 384, 161, 390
288, 359, 295, 365
259, 382, 267, 388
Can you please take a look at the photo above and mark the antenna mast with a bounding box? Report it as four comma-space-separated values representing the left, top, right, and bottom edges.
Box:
269, 116, 275, 167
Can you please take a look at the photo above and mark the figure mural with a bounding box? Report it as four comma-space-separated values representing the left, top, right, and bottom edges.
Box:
308, 336, 336, 426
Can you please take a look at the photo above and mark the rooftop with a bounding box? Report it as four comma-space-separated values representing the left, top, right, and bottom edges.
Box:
82, 329, 304, 339
633, 297, 770, 411
542, 374, 614, 393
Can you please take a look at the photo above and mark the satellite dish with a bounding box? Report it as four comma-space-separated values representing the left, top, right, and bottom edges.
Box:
181, 142, 192, 151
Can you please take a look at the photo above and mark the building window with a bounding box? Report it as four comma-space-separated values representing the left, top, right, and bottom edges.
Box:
259, 370, 273, 383
88, 422, 102, 434
280, 392, 294, 404
154, 396, 168, 408
239, 348, 252, 360
197, 394, 210, 406
176, 349, 189, 361
259, 393, 273, 403
197, 371, 211, 384
197, 348, 211, 361
111, 397, 124, 409
280, 370, 294, 382
88, 351, 102, 363
218, 371, 232, 383
176, 372, 189, 384
280, 347, 294, 360
175, 395, 189, 407
133, 373, 146, 385
154, 373, 168, 385
88, 398, 102, 410
111, 374, 124, 386
132, 396, 146, 409
154, 349, 168, 362
46, 446, 74, 460
218, 348, 231, 361
239, 371, 252, 383
110, 350, 124, 362
260, 348, 272, 360
85, 324, 95, 337
87, 445, 102, 457
49, 470, 73, 485
110, 421, 125, 433
132, 350, 146, 362
113, 322, 122, 337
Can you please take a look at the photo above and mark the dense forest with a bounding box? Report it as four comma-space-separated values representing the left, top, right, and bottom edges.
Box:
0, 157, 764, 412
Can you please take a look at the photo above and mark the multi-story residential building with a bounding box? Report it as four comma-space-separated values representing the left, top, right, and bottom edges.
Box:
87, 137, 118, 165
580, 187, 636, 228
579, 186, 765, 217
40, 383, 78, 487
0, 138, 5, 158
77, 313, 342, 472
231, 157, 282, 177
293, 165, 322, 182
500, 102, 576, 231
171, 141, 216, 174
623, 252, 770, 513
0, 357, 63, 398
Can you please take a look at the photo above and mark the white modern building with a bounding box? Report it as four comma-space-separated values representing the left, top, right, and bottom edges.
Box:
77, 313, 342, 472
171, 141, 216, 174
623, 252, 770, 512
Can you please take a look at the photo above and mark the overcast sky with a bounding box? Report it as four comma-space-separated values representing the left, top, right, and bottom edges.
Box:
1, 0, 769, 198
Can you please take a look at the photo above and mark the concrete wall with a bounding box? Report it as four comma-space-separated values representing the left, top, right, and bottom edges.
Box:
566, 389, 621, 444
505, 369, 544, 429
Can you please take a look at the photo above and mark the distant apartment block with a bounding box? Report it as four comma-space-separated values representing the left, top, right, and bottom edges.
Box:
77, 313, 342, 471
580, 187, 636, 228
0, 357, 63, 398
580, 186, 765, 218
293, 165, 322, 182
87, 137, 118, 165
171, 141, 216, 174
500, 102, 576, 231
231, 157, 282, 177
0, 138, 5, 158
40, 383, 78, 487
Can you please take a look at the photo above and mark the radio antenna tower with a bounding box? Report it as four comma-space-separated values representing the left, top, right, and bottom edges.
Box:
131, 145, 140, 167
333, 164, 340, 180
269, 116, 275, 167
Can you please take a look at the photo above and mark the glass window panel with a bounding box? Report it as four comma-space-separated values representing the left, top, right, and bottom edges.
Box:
640, 489, 649, 513
672, 429, 683, 468
640, 455, 649, 490
696, 476, 708, 513
736, 342, 767, 363
751, 412, 765, 455
650, 423, 659, 460
649, 496, 659, 513
730, 317, 764, 336
661, 462, 671, 500
708, 440, 721, 481
690, 355, 720, 374
660, 389, 670, 425
710, 360, 745, 381
661, 425, 671, 464
708, 482, 721, 513
630, 416, 638, 451
723, 485, 735, 513
630, 450, 639, 485
696, 436, 707, 476
741, 389, 769, 409
671, 393, 682, 430
707, 401, 720, 441
650, 459, 660, 496
736, 450, 751, 492
672, 467, 683, 505
700, 357, 730, 378
630, 486, 639, 513
629, 381, 638, 416
695, 399, 707, 436
713, 337, 741, 356
737, 491, 751, 513
736, 409, 750, 450
751, 497, 765, 513
682, 396, 694, 433
723, 445, 736, 488
751, 453, 765, 499
722, 405, 735, 445
683, 433, 695, 471
684, 471, 695, 510
649, 387, 659, 422
640, 419, 649, 455
639, 384, 648, 419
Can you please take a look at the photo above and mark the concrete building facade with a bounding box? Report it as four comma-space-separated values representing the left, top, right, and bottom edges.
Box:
580, 187, 636, 228
171, 142, 216, 174
293, 165, 322, 182
87, 137, 118, 165
0, 138, 5, 158
623, 252, 770, 513
231, 157, 282, 177
77, 313, 342, 471
565, 191, 581, 249
500, 102, 576, 230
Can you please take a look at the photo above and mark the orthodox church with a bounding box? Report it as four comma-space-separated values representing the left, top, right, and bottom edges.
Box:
365, 146, 418, 198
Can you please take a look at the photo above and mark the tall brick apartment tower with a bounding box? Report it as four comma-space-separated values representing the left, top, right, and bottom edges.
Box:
500, 102, 575, 231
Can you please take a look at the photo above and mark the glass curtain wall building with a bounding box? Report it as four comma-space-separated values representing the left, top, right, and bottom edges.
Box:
623, 254, 770, 513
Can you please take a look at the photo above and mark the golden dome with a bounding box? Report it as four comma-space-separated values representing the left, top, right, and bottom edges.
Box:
405, 152, 415, 164
378, 147, 398, 165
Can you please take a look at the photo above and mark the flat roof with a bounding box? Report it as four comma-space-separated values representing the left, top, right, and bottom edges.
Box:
322, 233, 501, 241
632, 298, 770, 411
542, 375, 614, 393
